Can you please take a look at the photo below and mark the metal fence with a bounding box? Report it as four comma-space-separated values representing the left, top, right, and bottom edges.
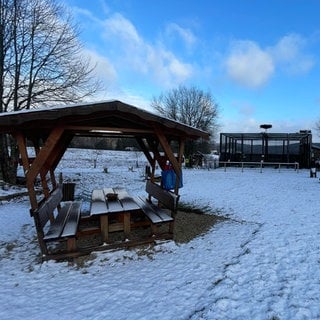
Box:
219, 161, 299, 173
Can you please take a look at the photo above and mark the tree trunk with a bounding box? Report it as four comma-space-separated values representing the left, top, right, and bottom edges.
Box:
0, 133, 19, 184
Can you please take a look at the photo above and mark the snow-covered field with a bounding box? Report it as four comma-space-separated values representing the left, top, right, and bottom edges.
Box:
0, 149, 319, 320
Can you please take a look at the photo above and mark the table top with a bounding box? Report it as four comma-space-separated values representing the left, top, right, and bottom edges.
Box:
90, 187, 140, 216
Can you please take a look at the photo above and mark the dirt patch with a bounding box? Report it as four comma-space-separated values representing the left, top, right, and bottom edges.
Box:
75, 209, 226, 248
173, 210, 226, 243
48, 208, 227, 266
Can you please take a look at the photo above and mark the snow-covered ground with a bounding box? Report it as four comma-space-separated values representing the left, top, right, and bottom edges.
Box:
0, 149, 319, 320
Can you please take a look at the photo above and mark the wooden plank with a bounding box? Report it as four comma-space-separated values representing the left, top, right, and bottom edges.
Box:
43, 237, 157, 261
60, 201, 82, 238
91, 189, 105, 201
103, 187, 114, 196
90, 189, 108, 215
153, 124, 181, 176
103, 188, 124, 213
100, 215, 109, 242
134, 196, 163, 223
107, 199, 124, 213
135, 196, 173, 223
136, 137, 153, 165
67, 238, 77, 252
108, 223, 124, 232
146, 200, 174, 222
114, 188, 140, 211
146, 180, 178, 211
46, 186, 63, 213
43, 204, 71, 241
91, 201, 108, 215
123, 212, 130, 235
37, 203, 50, 229
175, 138, 185, 194
26, 126, 65, 184
15, 131, 39, 212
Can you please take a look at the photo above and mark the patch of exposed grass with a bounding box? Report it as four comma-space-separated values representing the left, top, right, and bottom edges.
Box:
178, 202, 226, 217
177, 202, 211, 214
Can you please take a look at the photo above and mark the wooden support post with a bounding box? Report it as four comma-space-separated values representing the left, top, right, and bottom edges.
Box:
14, 132, 49, 255
174, 138, 185, 195
146, 138, 163, 170
67, 238, 77, 252
14, 131, 38, 210
136, 137, 153, 165
100, 215, 109, 242
123, 212, 130, 236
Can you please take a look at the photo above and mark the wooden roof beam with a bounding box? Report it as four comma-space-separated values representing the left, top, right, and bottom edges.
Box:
25, 126, 65, 186
65, 125, 153, 135
136, 138, 153, 165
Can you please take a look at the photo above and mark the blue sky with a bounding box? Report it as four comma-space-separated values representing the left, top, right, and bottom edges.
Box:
63, 0, 320, 139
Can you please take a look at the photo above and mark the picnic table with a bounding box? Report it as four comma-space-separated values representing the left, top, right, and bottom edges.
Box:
90, 187, 140, 242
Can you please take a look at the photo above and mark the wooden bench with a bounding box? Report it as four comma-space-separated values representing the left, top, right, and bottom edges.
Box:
134, 180, 179, 238
31, 184, 82, 256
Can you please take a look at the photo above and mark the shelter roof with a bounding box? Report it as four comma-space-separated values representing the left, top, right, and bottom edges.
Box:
0, 100, 209, 141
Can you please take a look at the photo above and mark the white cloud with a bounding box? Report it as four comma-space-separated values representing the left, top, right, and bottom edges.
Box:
83, 49, 117, 83
225, 34, 315, 89
103, 13, 141, 44
271, 34, 303, 62
101, 13, 193, 87
225, 40, 275, 89
146, 47, 193, 87
165, 23, 197, 48
269, 33, 315, 75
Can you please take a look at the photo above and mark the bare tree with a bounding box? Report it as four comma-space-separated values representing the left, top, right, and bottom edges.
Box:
0, 0, 101, 183
151, 85, 219, 157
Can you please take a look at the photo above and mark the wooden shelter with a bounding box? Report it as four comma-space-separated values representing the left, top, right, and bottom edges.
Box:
0, 100, 209, 258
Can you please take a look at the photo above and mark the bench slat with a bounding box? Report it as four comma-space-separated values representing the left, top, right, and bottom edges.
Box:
60, 201, 82, 238
46, 186, 63, 213
38, 202, 50, 229
134, 197, 163, 223
43, 203, 71, 241
135, 196, 173, 224
34, 185, 63, 229
146, 180, 178, 211
152, 207, 173, 222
